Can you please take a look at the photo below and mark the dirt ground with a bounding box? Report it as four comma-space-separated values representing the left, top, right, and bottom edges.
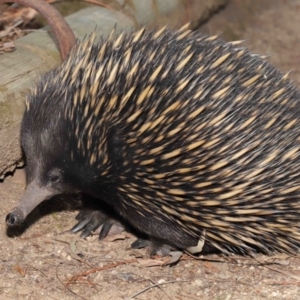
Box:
1, 0, 300, 299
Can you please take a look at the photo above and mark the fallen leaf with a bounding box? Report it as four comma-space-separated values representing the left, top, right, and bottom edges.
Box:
164, 251, 183, 265
14, 265, 26, 277
105, 233, 128, 242
136, 258, 165, 267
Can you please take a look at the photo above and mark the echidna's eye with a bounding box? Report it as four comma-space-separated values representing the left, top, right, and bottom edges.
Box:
50, 175, 60, 183
48, 169, 62, 184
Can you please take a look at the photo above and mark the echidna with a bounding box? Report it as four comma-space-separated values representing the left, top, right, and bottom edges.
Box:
6, 24, 300, 256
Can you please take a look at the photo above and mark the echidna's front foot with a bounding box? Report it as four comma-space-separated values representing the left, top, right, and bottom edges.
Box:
71, 209, 124, 240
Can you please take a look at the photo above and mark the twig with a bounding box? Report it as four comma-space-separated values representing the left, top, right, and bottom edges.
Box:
47, 0, 112, 10
66, 259, 137, 285
253, 256, 300, 281
56, 264, 88, 300
126, 280, 189, 300
0, 0, 76, 60
149, 278, 173, 300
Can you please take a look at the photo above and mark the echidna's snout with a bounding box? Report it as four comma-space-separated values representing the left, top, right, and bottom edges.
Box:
6, 181, 56, 227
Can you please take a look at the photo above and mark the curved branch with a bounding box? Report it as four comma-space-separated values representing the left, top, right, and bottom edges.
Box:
0, 0, 76, 60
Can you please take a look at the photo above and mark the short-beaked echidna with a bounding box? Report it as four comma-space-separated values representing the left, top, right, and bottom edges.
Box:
6, 24, 300, 256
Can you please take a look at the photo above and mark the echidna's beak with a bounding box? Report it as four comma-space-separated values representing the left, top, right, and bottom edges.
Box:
6, 181, 55, 227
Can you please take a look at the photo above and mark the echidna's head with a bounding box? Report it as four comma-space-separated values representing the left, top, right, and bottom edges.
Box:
6, 91, 68, 226
6, 31, 132, 227
6, 72, 102, 227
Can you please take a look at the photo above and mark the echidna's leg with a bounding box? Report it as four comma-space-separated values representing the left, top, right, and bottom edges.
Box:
71, 209, 176, 256
71, 209, 124, 239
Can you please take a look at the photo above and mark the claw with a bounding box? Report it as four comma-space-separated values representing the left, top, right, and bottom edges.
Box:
71, 217, 91, 233
131, 238, 150, 249
71, 209, 123, 240
99, 222, 113, 240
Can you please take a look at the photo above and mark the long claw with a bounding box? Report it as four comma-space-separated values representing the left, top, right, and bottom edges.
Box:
99, 223, 113, 240
71, 209, 121, 240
